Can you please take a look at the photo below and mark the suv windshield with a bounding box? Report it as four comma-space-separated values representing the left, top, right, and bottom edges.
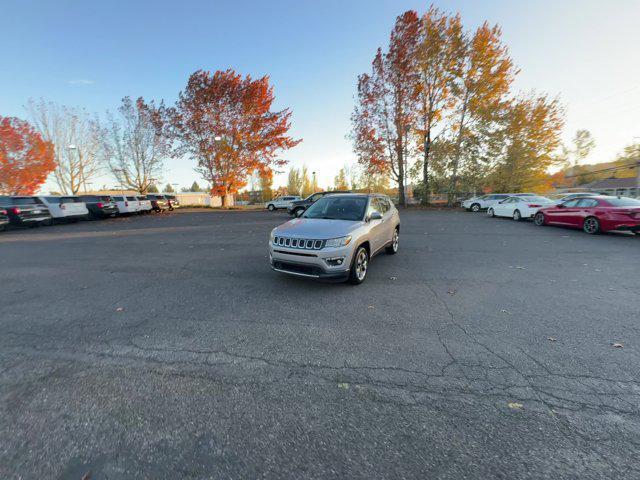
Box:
303, 196, 367, 221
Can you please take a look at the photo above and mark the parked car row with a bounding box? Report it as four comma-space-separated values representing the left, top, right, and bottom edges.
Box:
463, 192, 640, 235
0, 193, 180, 231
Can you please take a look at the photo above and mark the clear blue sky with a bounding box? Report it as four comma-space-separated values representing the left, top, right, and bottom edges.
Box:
2, 0, 639, 191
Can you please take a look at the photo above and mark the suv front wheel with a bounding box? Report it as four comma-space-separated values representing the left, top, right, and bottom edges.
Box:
348, 246, 369, 285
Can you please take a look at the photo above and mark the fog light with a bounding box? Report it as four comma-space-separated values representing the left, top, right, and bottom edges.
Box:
325, 256, 345, 266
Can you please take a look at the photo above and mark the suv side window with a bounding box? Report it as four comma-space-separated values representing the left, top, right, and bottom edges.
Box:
377, 198, 389, 213
366, 198, 380, 217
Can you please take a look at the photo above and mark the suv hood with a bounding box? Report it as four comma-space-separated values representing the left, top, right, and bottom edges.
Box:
275, 218, 362, 238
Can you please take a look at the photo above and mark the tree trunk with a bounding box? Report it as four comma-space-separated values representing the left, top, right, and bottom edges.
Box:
397, 141, 406, 207
422, 131, 431, 206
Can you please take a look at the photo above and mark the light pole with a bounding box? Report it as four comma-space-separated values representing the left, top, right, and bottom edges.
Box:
67, 144, 86, 192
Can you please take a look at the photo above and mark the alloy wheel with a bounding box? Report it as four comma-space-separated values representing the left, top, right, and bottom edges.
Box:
534, 212, 545, 226
513, 210, 521, 221
355, 249, 368, 281
471, 204, 480, 212
583, 217, 600, 234
392, 230, 399, 252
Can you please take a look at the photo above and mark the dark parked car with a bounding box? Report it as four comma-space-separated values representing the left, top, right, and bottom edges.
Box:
0, 208, 9, 231
287, 191, 351, 217
78, 195, 119, 219
146, 194, 170, 211
0, 196, 52, 227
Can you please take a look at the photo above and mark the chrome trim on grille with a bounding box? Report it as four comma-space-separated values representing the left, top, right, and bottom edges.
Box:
273, 236, 324, 250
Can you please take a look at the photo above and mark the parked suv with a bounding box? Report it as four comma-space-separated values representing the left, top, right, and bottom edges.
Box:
266, 195, 301, 211
0, 196, 52, 227
287, 191, 351, 217
40, 196, 89, 221
270, 194, 400, 284
78, 195, 119, 218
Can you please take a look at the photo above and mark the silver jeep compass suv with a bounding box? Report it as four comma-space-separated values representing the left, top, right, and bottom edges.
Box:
269, 194, 400, 284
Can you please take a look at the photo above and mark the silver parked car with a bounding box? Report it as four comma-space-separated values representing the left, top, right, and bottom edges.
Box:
269, 194, 400, 284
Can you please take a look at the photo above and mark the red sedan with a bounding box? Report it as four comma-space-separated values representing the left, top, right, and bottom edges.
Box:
534, 195, 640, 234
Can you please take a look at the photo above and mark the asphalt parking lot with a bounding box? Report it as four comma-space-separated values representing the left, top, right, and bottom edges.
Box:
1, 208, 639, 479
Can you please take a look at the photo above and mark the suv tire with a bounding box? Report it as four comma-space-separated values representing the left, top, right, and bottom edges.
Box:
386, 228, 399, 254
267, 204, 275, 211
470, 203, 481, 212
348, 246, 369, 285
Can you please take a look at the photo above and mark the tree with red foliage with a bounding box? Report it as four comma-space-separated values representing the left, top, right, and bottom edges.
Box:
171, 69, 301, 205
0, 116, 55, 195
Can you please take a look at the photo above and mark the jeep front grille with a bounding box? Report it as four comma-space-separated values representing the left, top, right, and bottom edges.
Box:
273, 236, 324, 250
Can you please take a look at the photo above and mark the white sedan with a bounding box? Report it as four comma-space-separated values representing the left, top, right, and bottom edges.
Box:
487, 195, 556, 221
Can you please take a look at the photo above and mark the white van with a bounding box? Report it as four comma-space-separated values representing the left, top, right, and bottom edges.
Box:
39, 196, 89, 221
111, 195, 139, 214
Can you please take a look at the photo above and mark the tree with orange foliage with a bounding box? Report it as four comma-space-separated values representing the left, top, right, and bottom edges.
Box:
488, 94, 564, 192
171, 69, 301, 206
0, 116, 55, 195
415, 7, 464, 205
351, 11, 421, 207
447, 22, 516, 204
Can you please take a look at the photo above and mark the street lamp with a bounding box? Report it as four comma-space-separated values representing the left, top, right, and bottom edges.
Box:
67, 144, 87, 192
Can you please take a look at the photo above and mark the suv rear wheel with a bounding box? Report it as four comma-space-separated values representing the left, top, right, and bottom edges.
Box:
470, 203, 481, 212
386, 228, 399, 254
348, 246, 369, 285
267, 204, 275, 211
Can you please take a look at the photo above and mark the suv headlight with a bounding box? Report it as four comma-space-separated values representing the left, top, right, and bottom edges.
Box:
325, 235, 352, 248
270, 229, 276, 242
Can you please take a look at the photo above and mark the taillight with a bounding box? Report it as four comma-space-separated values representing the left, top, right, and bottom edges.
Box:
97, 202, 104, 208
125, 201, 129, 207
10, 207, 21, 215
527, 204, 541, 208
60, 203, 66, 210
1, 209, 6, 215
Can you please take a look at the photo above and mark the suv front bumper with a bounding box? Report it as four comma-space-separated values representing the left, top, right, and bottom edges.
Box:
269, 243, 353, 279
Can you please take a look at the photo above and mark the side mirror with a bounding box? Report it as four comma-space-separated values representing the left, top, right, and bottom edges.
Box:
369, 211, 383, 221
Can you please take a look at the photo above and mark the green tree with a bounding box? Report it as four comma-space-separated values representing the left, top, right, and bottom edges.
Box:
571, 129, 596, 166
190, 181, 202, 192
334, 168, 350, 190
287, 168, 303, 196
164, 183, 174, 193
301, 165, 313, 197
147, 184, 159, 193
